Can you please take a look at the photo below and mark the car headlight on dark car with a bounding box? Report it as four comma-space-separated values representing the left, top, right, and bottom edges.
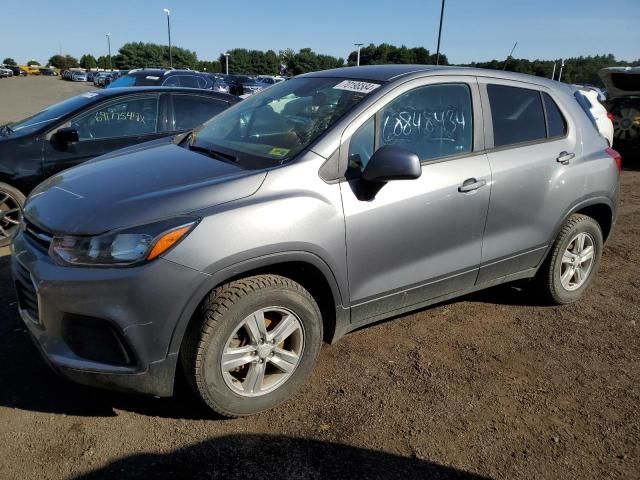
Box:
49, 217, 199, 267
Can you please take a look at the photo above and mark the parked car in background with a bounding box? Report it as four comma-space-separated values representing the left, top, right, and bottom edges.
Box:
257, 75, 285, 85
599, 66, 640, 147
0, 67, 13, 78
575, 88, 614, 146
0, 87, 238, 246
204, 73, 230, 93
11, 65, 621, 417
71, 71, 88, 82
21, 65, 41, 75
225, 74, 266, 96
107, 69, 212, 89
86, 71, 96, 82
40, 68, 57, 76
94, 72, 114, 87
4, 66, 26, 76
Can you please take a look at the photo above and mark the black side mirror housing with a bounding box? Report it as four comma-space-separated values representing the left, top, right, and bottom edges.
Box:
362, 145, 422, 183
54, 127, 79, 145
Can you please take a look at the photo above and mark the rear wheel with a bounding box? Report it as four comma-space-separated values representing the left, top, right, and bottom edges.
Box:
181, 274, 323, 417
0, 183, 25, 247
533, 214, 603, 304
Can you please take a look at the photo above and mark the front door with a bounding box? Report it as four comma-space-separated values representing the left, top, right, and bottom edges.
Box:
43, 93, 166, 177
341, 79, 492, 325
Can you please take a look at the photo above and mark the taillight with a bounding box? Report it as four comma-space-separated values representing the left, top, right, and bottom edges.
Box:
607, 112, 615, 123
606, 147, 622, 172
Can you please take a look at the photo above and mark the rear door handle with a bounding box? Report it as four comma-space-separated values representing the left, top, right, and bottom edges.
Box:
458, 178, 487, 193
557, 151, 575, 165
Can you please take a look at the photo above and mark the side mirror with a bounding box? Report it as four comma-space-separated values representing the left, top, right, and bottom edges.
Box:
362, 145, 421, 183
53, 127, 79, 145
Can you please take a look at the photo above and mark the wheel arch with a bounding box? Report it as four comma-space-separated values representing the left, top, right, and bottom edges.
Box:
168, 251, 349, 362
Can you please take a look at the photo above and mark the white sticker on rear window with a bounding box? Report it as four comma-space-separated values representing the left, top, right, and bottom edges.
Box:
145, 76, 160, 80
81, 92, 99, 98
333, 80, 380, 94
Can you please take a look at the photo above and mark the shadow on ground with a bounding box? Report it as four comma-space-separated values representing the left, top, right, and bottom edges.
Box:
71, 434, 492, 480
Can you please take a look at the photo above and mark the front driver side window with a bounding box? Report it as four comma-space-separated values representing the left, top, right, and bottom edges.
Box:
71, 96, 159, 140
347, 84, 474, 175
379, 83, 473, 161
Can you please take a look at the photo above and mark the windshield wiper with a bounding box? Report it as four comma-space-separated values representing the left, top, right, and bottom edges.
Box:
188, 144, 238, 163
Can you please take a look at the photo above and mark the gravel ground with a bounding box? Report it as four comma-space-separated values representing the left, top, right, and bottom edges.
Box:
0, 79, 638, 480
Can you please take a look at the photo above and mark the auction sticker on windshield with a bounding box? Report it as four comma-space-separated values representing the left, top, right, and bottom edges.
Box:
333, 80, 381, 94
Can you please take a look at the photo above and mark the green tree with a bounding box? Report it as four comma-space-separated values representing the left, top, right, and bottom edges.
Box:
27, 59, 40, 66
116, 42, 198, 69
80, 54, 97, 69
96, 55, 111, 69
2, 57, 16, 65
47, 54, 78, 69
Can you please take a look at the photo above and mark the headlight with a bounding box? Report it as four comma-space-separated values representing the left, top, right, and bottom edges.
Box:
49, 217, 198, 267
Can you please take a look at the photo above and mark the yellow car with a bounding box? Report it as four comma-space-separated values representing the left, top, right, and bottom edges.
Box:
20, 65, 41, 75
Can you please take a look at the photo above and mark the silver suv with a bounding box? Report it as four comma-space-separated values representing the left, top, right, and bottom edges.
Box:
12, 65, 621, 417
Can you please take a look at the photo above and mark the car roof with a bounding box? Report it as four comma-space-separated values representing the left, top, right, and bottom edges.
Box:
302, 64, 572, 91
91, 86, 238, 100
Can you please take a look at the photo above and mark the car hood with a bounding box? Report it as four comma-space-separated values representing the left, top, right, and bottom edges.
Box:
25, 143, 267, 235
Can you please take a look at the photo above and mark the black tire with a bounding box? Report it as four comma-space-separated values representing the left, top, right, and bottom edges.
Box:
181, 274, 323, 417
533, 214, 603, 305
0, 182, 25, 248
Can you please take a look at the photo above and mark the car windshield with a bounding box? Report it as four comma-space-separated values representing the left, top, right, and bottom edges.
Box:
7, 93, 97, 135
191, 76, 382, 165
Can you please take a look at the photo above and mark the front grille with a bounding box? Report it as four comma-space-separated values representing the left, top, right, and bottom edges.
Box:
14, 262, 39, 323
24, 220, 53, 251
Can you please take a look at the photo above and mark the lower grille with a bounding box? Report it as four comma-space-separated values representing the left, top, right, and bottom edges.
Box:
24, 220, 53, 251
14, 262, 39, 323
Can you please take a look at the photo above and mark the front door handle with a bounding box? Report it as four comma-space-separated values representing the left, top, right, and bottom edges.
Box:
458, 178, 487, 193
557, 151, 575, 165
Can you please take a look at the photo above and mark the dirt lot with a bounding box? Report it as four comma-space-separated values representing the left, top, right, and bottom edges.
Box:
0, 75, 93, 124
0, 79, 639, 480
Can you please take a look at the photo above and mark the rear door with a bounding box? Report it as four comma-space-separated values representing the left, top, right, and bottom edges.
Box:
340, 77, 492, 325
43, 93, 168, 176
476, 79, 578, 283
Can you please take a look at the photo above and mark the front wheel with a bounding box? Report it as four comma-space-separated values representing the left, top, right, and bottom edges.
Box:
0, 183, 25, 248
181, 275, 323, 417
533, 214, 603, 304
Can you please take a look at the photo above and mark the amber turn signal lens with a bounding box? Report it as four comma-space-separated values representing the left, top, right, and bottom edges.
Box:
147, 226, 192, 260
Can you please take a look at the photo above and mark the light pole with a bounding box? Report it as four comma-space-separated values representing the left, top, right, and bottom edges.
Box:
435, 0, 446, 65
163, 8, 172, 68
558, 59, 565, 82
106, 33, 111, 71
224, 52, 230, 75
354, 43, 363, 67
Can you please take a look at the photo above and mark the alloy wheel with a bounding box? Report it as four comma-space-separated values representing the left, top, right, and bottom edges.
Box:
221, 307, 304, 397
560, 232, 595, 291
0, 191, 22, 243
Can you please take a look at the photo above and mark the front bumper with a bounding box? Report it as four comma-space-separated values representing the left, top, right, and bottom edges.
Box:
11, 231, 209, 397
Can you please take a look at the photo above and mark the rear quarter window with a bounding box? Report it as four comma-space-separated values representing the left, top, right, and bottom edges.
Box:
487, 84, 546, 147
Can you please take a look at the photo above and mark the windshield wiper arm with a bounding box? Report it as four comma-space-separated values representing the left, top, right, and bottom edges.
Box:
188, 144, 238, 163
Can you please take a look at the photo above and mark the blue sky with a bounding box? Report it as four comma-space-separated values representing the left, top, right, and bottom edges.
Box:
1, 0, 639, 65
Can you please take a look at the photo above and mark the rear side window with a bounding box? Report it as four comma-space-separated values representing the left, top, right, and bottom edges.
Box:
542, 93, 567, 138
171, 95, 227, 131
488, 84, 546, 147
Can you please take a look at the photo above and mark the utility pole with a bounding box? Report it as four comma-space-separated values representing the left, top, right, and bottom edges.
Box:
106, 33, 111, 71
558, 59, 565, 82
503, 41, 518, 70
354, 43, 363, 66
435, 0, 446, 65
163, 9, 172, 68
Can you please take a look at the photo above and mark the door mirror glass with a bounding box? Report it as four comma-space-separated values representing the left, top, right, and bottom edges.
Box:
54, 127, 79, 145
362, 145, 421, 182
